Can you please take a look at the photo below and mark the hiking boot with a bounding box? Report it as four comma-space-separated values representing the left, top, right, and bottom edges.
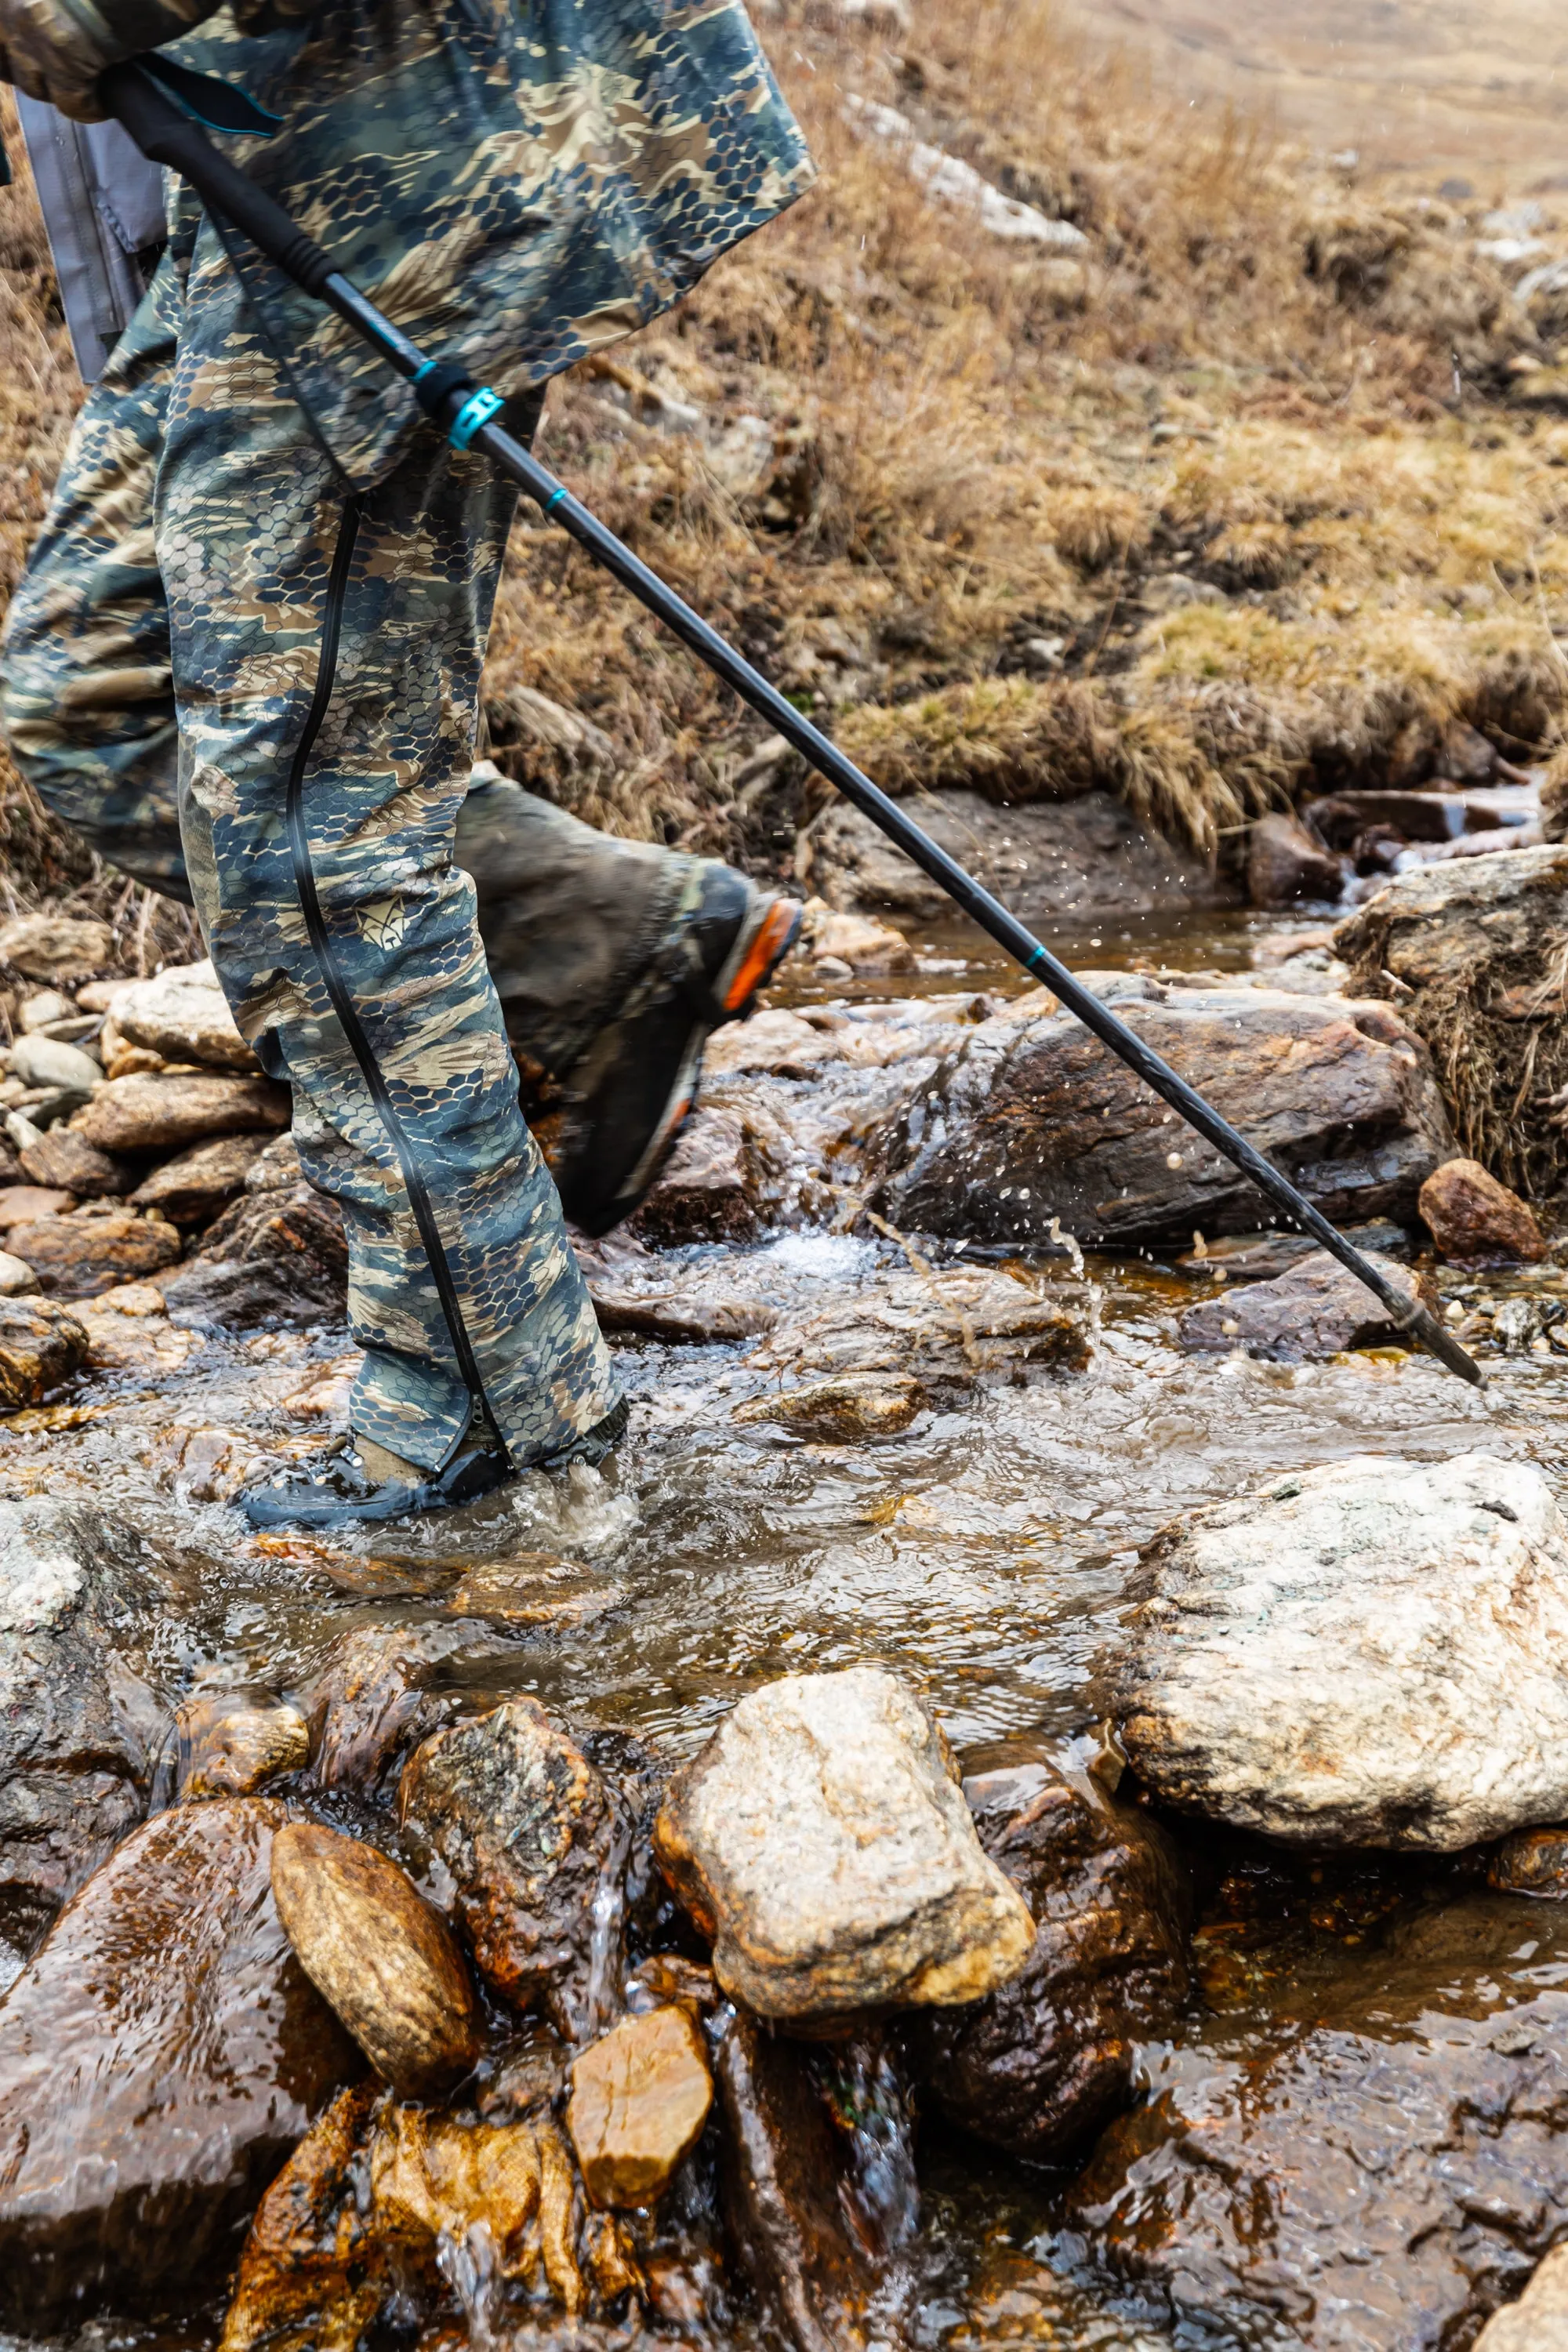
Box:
548, 869, 802, 1237
238, 1398, 628, 1530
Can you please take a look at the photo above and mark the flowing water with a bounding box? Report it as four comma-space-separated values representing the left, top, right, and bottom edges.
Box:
4, 902, 1564, 2348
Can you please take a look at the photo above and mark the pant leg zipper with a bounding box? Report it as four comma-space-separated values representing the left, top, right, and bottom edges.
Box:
284, 494, 503, 1465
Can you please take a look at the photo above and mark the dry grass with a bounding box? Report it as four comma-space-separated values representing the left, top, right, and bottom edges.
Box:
2, 0, 1568, 936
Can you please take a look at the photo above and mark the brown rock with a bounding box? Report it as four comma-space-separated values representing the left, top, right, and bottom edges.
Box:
305, 1621, 493, 1798
713, 2009, 888, 2352
1476, 2245, 1568, 2350
6, 1210, 181, 1298
0, 1798, 361, 2325
568, 2005, 713, 2208
1419, 1156, 1546, 1264
741, 1265, 1088, 1390
735, 1370, 927, 1439
270, 1820, 482, 2099
74, 1071, 290, 1154
0, 1293, 89, 1408
163, 1178, 347, 1329
902, 1755, 1190, 2161
399, 1698, 629, 2040
1489, 1824, 1568, 1896
108, 960, 261, 1073
0, 913, 111, 982
0, 1249, 39, 1296
177, 1690, 310, 1800
1178, 1246, 1425, 1360
795, 896, 916, 975
0, 1185, 74, 1229
219, 2085, 631, 2352
1247, 812, 1344, 909
867, 976, 1456, 1248
626, 1106, 779, 1245
16, 1126, 132, 1198
130, 1131, 270, 1224
655, 1668, 1036, 2024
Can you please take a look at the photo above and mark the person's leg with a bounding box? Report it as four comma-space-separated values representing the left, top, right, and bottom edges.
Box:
159, 216, 620, 1492
0, 253, 186, 901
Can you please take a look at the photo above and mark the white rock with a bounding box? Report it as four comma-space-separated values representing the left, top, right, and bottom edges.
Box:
654, 1666, 1035, 2020
7, 1034, 100, 1093
1112, 1453, 1568, 1852
843, 97, 1090, 249
17, 993, 74, 1034
0, 1253, 39, 1296
1476, 2243, 1568, 2349
107, 962, 259, 1076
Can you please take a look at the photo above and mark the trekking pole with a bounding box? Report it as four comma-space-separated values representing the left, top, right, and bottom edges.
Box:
99, 57, 1483, 1389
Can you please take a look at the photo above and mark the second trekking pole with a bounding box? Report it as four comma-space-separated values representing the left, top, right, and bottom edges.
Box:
97, 55, 1484, 1390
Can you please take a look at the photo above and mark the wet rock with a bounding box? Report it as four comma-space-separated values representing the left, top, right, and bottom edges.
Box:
6, 1209, 182, 1298
305, 1621, 495, 1799
700, 1005, 841, 1080
794, 895, 915, 976
902, 1755, 1190, 2161
16, 1129, 125, 1203
0, 1798, 361, 2325
713, 2009, 888, 2352
743, 1263, 1089, 1390
164, 1179, 347, 1328
129, 1131, 270, 1224
1488, 1824, 1568, 1896
568, 2004, 713, 2208
1477, 2245, 1568, 2349
0, 1292, 88, 1406
220, 2083, 633, 2350
655, 1668, 1034, 2024
626, 1105, 781, 1245
1110, 1452, 1568, 1850
1419, 1155, 1547, 1264
1247, 812, 1344, 909
0, 913, 111, 981
270, 1820, 482, 2098
399, 1698, 629, 2040
735, 1368, 927, 1439
108, 958, 260, 1073
0, 1249, 39, 1295
73, 1071, 290, 1154
0, 1183, 74, 1228
243, 1130, 303, 1190
1060, 1895, 1568, 2351
1335, 844, 1568, 1199
867, 976, 1455, 1247
1177, 1246, 1424, 1359
0, 1497, 187, 1938
176, 1689, 310, 1800
8, 1033, 100, 1092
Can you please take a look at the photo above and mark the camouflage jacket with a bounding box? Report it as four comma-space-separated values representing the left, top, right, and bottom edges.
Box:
143, 0, 813, 487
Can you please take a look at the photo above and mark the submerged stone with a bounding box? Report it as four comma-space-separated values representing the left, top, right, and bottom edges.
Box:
270, 1820, 482, 2099
176, 1688, 310, 1800
0, 1798, 360, 2325
655, 1668, 1034, 2023
1110, 1453, 1568, 1850
902, 1755, 1190, 2161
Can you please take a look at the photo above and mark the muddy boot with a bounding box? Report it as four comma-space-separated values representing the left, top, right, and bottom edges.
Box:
457, 769, 800, 1236
238, 1400, 628, 1532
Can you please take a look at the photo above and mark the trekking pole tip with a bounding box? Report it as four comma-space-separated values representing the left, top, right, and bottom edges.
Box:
1404, 1302, 1486, 1388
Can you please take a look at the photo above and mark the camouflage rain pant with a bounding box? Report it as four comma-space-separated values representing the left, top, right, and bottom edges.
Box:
1, 220, 648, 1475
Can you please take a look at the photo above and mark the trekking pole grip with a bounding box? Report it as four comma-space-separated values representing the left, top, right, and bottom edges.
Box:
99, 59, 336, 298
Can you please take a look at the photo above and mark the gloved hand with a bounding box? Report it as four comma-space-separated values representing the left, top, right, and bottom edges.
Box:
0, 0, 121, 120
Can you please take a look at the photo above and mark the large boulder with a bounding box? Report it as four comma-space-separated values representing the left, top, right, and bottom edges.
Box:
865, 975, 1455, 1247
398, 1698, 628, 2041
902, 1755, 1190, 2161
1059, 1895, 1568, 2351
0, 1798, 361, 2325
1109, 1454, 1568, 1851
0, 1497, 189, 1941
1335, 844, 1568, 1200
654, 1668, 1034, 2024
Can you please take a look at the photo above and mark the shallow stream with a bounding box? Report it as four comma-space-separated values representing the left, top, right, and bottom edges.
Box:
4, 904, 1564, 2350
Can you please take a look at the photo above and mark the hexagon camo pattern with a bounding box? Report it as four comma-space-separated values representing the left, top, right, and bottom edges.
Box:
153, 0, 815, 488
4, 225, 622, 1472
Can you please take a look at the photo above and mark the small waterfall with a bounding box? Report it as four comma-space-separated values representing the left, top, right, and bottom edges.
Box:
437, 2218, 502, 2350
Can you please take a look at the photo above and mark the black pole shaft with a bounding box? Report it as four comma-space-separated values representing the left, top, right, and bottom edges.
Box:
99, 62, 1483, 1388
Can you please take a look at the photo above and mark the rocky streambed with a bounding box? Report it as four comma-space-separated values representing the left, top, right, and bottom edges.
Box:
6, 870, 1568, 2350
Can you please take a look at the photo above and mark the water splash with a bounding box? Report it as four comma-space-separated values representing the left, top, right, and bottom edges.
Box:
437, 2217, 502, 2350
577, 1813, 634, 2045
826, 2037, 920, 2259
